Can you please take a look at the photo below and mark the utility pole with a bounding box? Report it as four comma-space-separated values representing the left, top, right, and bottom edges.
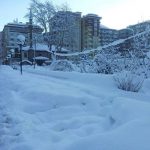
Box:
20, 44, 23, 74
34, 37, 36, 69
29, 8, 33, 50
17, 35, 25, 75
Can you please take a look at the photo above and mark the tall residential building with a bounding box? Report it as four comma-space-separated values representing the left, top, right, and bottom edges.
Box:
50, 11, 82, 52
99, 25, 118, 46
2, 22, 43, 59
81, 14, 101, 50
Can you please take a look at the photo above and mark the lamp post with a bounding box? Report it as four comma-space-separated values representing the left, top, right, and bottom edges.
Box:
34, 36, 36, 69
17, 35, 25, 75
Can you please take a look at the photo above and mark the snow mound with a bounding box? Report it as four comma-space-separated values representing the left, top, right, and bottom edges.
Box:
50, 60, 75, 72
1, 66, 150, 150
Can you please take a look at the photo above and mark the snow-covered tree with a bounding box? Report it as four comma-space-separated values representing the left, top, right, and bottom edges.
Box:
26, 0, 72, 33
47, 11, 80, 52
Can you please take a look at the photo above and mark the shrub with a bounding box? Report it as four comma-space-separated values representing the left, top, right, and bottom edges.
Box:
93, 54, 113, 74
114, 71, 144, 92
50, 60, 75, 72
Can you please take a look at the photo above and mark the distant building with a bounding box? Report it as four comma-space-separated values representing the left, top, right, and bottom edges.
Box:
49, 12, 101, 51
128, 21, 150, 34
50, 11, 82, 52
117, 28, 133, 52
2, 22, 43, 61
0, 32, 2, 61
81, 14, 101, 50
118, 28, 133, 39
99, 25, 118, 46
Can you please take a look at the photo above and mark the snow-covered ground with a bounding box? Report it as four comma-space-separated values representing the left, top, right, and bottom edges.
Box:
1, 65, 150, 150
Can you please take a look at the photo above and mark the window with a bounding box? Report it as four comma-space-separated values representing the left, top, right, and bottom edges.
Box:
24, 53, 28, 58
10, 38, 14, 41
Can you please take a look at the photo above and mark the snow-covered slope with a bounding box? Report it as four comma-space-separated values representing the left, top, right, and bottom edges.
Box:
1, 66, 150, 150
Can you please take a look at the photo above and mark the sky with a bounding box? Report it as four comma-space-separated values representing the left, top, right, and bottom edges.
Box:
0, 0, 150, 31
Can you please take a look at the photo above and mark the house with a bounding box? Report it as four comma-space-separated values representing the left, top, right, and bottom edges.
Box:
22, 43, 51, 65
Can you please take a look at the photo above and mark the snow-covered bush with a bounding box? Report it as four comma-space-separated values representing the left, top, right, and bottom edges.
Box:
124, 56, 150, 78
93, 53, 120, 74
93, 54, 112, 74
114, 71, 144, 92
50, 60, 75, 72
77, 60, 97, 73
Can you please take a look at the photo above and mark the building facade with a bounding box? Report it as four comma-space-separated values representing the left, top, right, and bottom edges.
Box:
99, 26, 118, 46
50, 11, 82, 52
127, 21, 150, 34
22, 43, 51, 65
118, 28, 133, 39
0, 32, 2, 62
2, 22, 43, 61
81, 14, 101, 50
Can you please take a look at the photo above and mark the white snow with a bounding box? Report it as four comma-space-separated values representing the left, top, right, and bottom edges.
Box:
17, 35, 25, 45
23, 43, 50, 52
147, 51, 150, 58
34, 56, 49, 60
1, 65, 150, 150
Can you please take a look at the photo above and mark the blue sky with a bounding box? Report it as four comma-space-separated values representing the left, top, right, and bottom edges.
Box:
0, 0, 150, 31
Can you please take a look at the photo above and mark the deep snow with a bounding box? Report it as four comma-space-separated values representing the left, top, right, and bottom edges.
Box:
0, 65, 150, 150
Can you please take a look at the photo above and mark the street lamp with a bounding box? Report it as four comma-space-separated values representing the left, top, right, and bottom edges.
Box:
17, 35, 25, 75
33, 36, 38, 69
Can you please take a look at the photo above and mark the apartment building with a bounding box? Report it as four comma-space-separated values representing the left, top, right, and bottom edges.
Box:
99, 25, 118, 46
128, 21, 150, 34
81, 14, 101, 50
2, 22, 43, 59
50, 11, 82, 52
50, 12, 102, 51
118, 28, 133, 39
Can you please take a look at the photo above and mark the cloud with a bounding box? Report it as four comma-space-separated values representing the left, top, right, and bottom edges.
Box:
100, 0, 150, 29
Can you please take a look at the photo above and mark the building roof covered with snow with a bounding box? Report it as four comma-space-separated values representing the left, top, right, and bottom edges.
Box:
22, 43, 50, 52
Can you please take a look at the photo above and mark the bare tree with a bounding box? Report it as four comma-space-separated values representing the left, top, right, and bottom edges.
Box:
56, 2, 71, 12
25, 0, 56, 33
26, 0, 72, 33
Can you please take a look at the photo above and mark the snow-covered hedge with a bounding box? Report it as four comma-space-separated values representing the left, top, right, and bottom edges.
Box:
114, 71, 144, 92
93, 53, 121, 74
50, 60, 76, 72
